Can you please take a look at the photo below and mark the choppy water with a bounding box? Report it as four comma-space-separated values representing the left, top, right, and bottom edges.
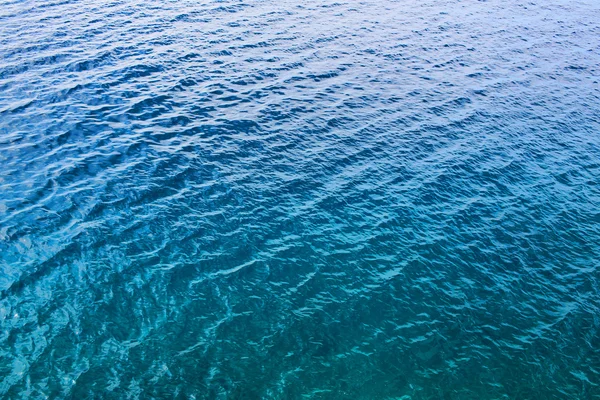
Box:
1, 0, 600, 398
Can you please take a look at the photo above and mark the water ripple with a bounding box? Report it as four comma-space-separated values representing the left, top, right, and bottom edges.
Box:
1, 0, 600, 398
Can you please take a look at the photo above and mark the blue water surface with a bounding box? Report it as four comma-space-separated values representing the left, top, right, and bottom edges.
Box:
1, 0, 600, 398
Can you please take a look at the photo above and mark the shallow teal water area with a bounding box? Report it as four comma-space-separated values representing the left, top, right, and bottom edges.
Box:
1, 0, 600, 398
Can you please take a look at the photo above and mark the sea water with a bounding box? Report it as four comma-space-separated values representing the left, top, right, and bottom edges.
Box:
1, 0, 599, 398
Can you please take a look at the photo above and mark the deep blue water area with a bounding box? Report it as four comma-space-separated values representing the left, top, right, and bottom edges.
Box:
1, 0, 600, 398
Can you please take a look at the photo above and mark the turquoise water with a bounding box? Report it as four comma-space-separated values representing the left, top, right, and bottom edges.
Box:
1, 0, 600, 398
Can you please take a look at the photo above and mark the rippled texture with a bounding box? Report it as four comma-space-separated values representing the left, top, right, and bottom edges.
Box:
1, 0, 600, 398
